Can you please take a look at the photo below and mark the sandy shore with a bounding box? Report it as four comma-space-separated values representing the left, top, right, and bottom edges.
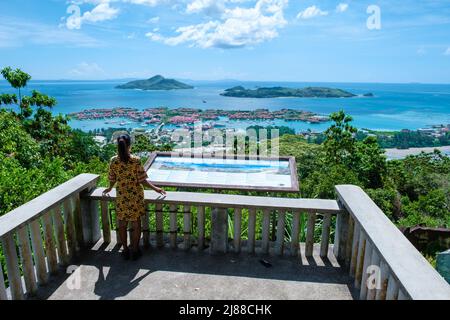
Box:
385, 146, 450, 160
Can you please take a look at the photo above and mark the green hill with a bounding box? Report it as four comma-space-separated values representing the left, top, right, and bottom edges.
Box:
221, 86, 357, 98
116, 75, 194, 90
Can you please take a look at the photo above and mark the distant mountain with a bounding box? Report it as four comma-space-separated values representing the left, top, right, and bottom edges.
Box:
116, 75, 194, 90
221, 86, 357, 98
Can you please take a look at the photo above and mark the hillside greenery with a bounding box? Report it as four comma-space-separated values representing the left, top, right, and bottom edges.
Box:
116, 75, 193, 90
307, 129, 450, 149
221, 86, 358, 98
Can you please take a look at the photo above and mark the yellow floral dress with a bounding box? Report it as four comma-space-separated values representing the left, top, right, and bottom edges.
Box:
108, 155, 148, 222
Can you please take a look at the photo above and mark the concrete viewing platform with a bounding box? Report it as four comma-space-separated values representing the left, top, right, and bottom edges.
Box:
1, 174, 449, 301
32, 237, 356, 300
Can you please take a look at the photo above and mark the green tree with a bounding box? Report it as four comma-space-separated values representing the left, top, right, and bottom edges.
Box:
1, 67, 56, 118
0, 67, 30, 109
302, 164, 361, 199
132, 134, 157, 154
323, 111, 387, 189
66, 130, 102, 164
323, 110, 358, 167
355, 136, 387, 188
0, 110, 41, 168
398, 189, 449, 228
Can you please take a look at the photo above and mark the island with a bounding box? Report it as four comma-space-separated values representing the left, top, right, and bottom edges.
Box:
220, 86, 357, 98
116, 75, 194, 90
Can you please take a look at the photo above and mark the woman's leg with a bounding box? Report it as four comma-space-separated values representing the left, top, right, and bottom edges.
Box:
118, 219, 128, 252
131, 219, 141, 252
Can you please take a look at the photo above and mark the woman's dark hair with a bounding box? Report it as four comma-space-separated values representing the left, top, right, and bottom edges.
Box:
117, 134, 131, 163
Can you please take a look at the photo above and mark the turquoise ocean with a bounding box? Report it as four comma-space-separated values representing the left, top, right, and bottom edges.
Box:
1, 80, 449, 133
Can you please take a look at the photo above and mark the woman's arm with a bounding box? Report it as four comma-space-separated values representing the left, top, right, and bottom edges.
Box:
102, 180, 116, 196
103, 160, 117, 196
137, 160, 166, 195
142, 179, 166, 195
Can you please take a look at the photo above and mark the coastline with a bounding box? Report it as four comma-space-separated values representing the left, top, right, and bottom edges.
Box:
384, 146, 450, 160
2, 80, 450, 132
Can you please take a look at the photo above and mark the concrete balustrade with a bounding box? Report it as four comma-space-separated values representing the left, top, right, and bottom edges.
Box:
0, 175, 449, 300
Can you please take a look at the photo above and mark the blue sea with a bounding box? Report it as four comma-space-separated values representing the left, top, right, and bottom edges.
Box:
1, 80, 449, 133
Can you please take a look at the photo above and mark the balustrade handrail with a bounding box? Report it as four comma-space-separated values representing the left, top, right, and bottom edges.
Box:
2, 175, 448, 301
88, 187, 343, 214
0, 174, 100, 238
335, 185, 450, 300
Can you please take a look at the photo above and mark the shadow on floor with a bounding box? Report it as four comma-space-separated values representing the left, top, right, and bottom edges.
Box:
37, 240, 357, 299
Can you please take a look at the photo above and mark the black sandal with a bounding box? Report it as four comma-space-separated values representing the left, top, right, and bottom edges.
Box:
131, 248, 142, 261
122, 250, 130, 260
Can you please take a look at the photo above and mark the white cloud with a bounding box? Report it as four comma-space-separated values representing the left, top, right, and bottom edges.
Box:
83, 3, 119, 22
186, 0, 226, 16
147, 16, 160, 24
296, 5, 328, 19
417, 47, 426, 56
65, 0, 166, 29
145, 31, 163, 41
69, 62, 105, 77
66, 2, 119, 30
147, 0, 288, 49
74, 0, 165, 5
124, 0, 166, 6
445, 47, 450, 56
336, 3, 348, 13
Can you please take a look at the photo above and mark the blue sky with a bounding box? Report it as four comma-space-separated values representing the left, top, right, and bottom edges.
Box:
0, 0, 449, 83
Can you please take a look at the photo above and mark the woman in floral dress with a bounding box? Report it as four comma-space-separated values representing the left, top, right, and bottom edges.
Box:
103, 134, 166, 260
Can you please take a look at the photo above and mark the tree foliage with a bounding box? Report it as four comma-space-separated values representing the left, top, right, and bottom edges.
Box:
278, 111, 448, 229
1, 67, 56, 118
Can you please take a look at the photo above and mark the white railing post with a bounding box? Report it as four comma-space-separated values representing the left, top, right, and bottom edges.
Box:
233, 208, 242, 253
320, 213, 332, 258
80, 185, 101, 247
197, 206, 206, 250
17, 226, 38, 295
155, 203, 164, 248
261, 209, 271, 254
333, 208, 349, 264
275, 210, 286, 256
0, 260, 7, 300
290, 211, 301, 257
1, 233, 24, 300
29, 218, 48, 285
210, 207, 228, 254
305, 213, 316, 257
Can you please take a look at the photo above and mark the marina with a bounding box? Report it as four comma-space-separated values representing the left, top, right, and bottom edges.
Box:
68, 107, 330, 128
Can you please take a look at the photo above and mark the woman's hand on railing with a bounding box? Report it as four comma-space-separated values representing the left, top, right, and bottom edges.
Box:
102, 187, 113, 197
142, 179, 166, 196
154, 186, 167, 196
